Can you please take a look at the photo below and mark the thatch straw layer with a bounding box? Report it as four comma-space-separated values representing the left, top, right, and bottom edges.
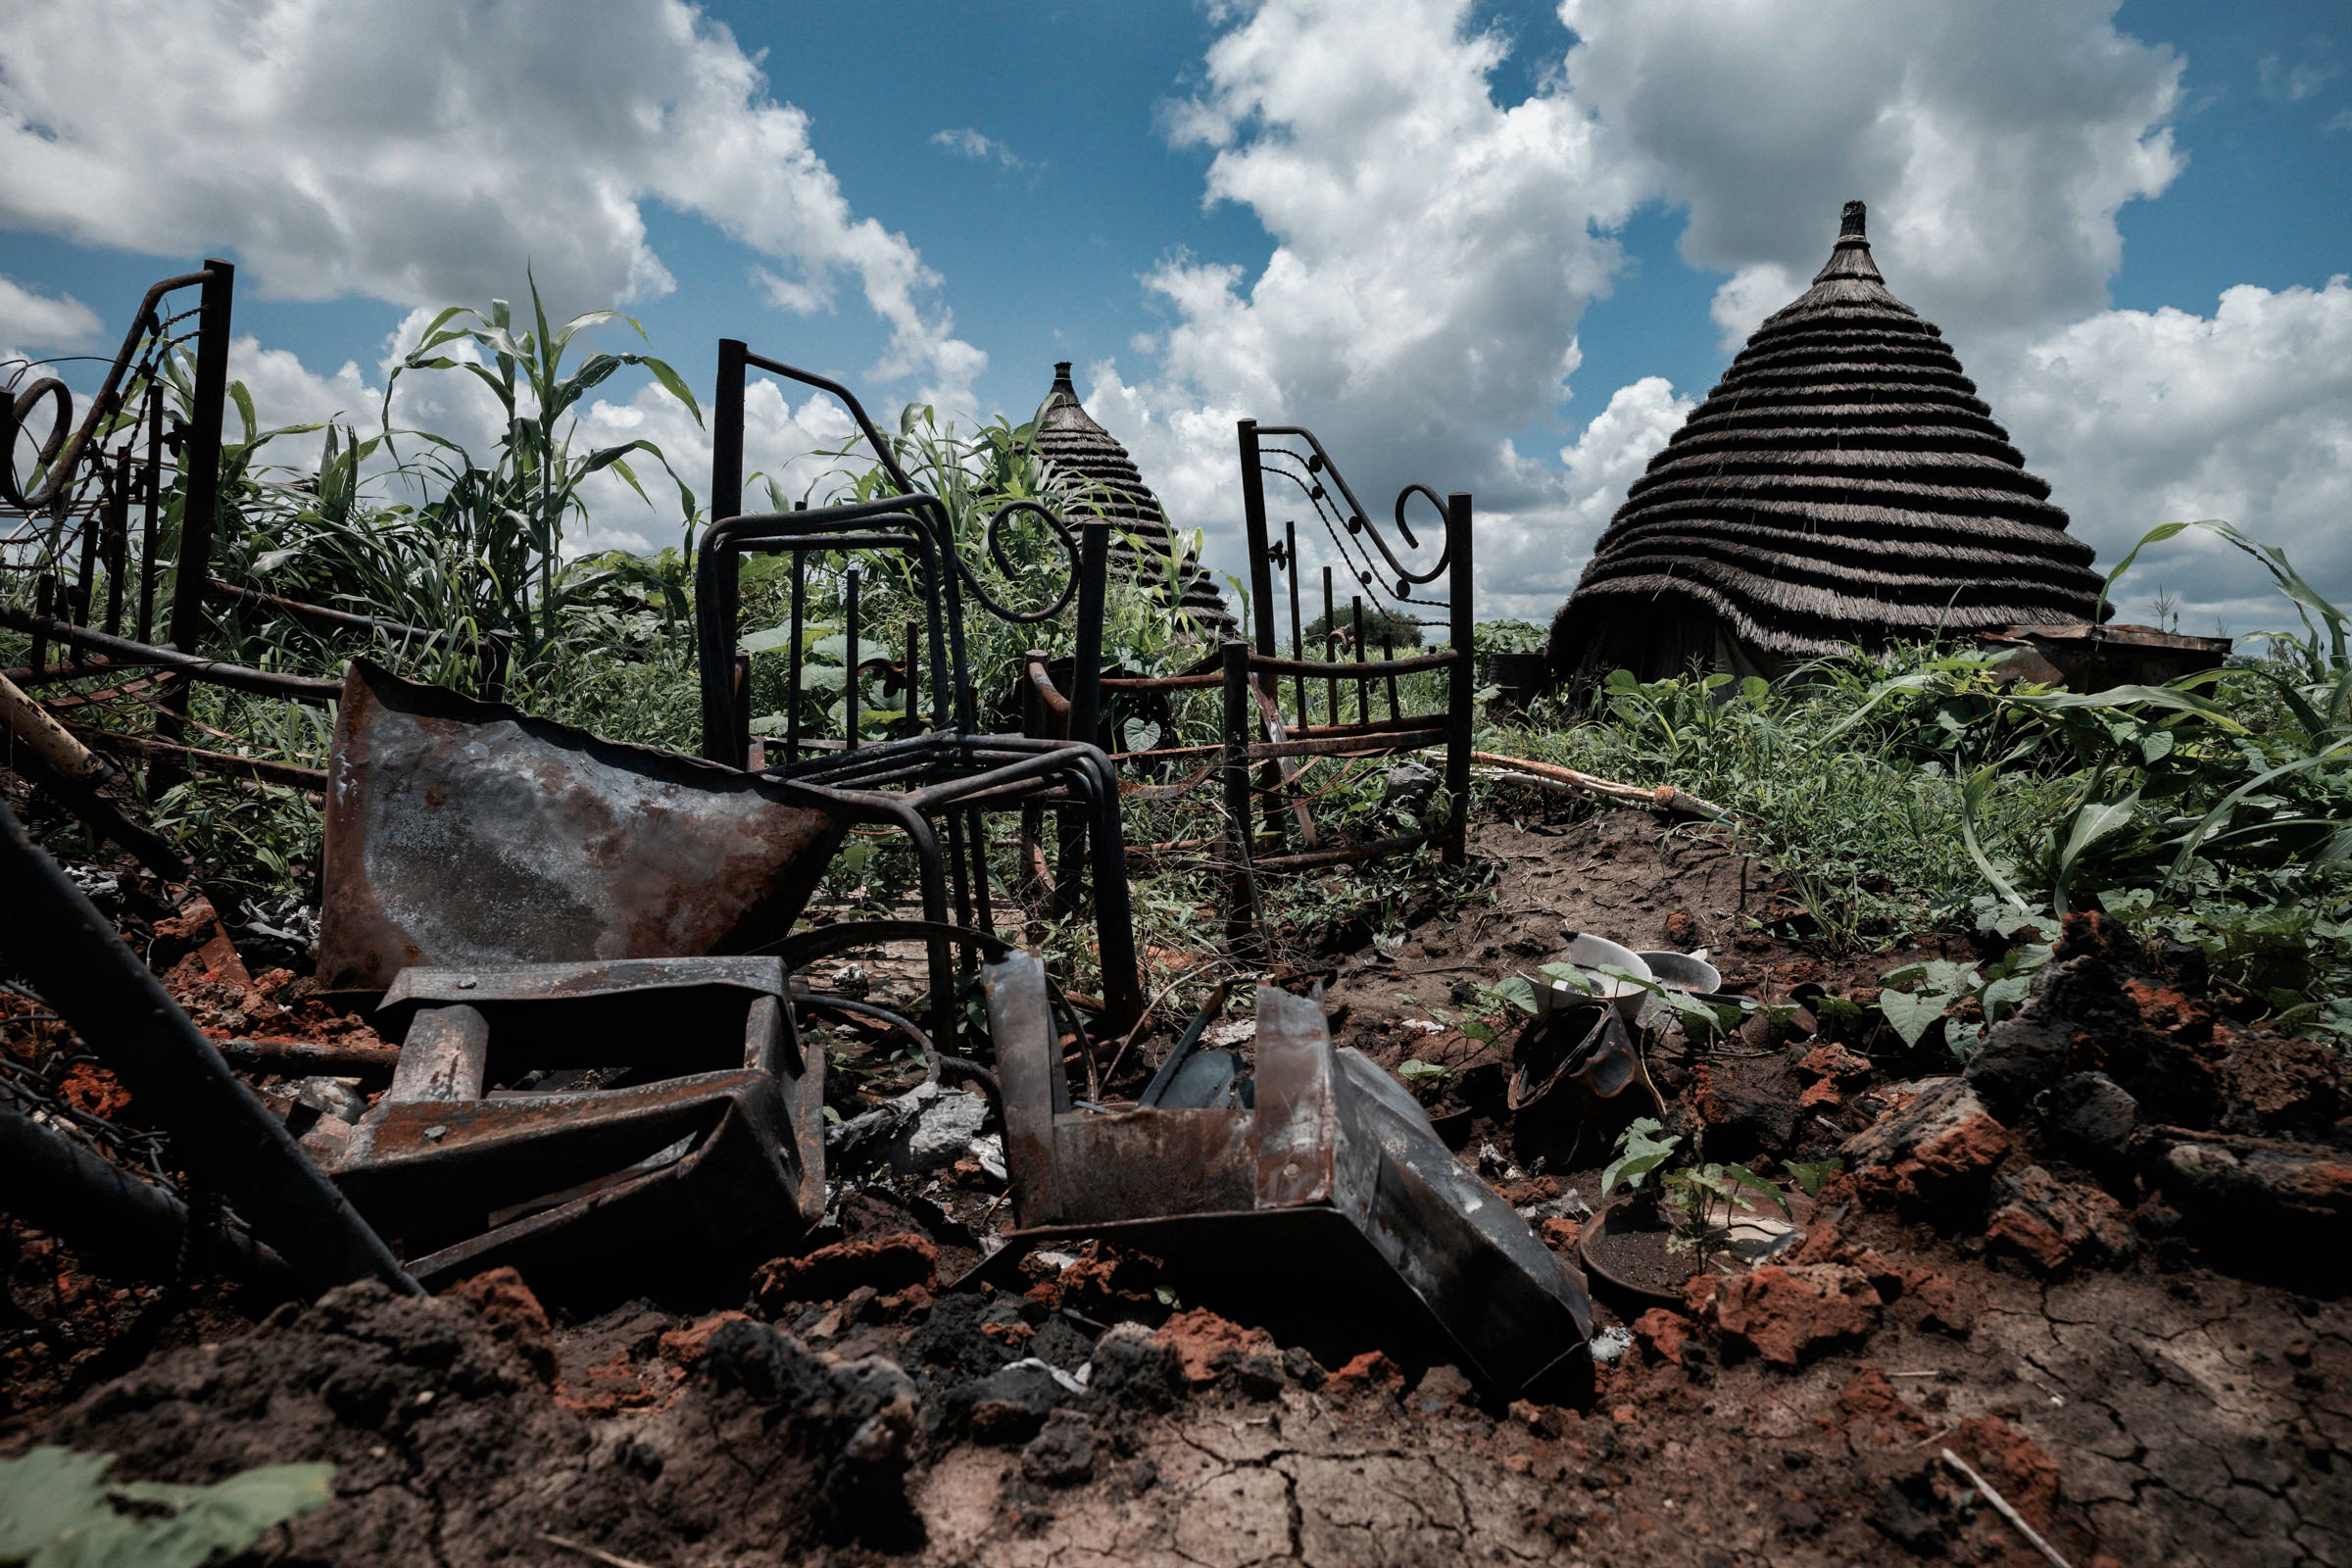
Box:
1550, 201, 2101, 680
1035, 364, 1236, 636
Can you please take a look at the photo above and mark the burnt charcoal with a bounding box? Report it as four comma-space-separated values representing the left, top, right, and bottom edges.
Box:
1019, 1407, 1098, 1486
1690, 1054, 1805, 1161
1283, 1345, 1328, 1389
2037, 1070, 2141, 1174
1086, 1321, 1182, 1411
693, 1319, 921, 1547
1967, 956, 2147, 1116
1028, 1313, 1098, 1373
903, 1292, 1021, 1384
957, 1359, 1073, 1445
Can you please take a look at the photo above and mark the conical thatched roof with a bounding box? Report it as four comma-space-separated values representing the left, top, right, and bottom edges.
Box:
1036, 364, 1237, 637
1549, 201, 2103, 683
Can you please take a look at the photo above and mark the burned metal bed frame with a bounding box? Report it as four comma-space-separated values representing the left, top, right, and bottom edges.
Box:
1021, 419, 1476, 950
696, 341, 1146, 1033
0, 261, 507, 810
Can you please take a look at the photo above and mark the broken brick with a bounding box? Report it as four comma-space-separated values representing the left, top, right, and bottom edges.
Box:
1153, 1306, 1277, 1386
752, 1232, 938, 1312
1838, 1364, 1930, 1444
658, 1311, 752, 1368
1986, 1164, 2136, 1273
1840, 1077, 2011, 1207
1325, 1349, 1406, 1398
1630, 1308, 1693, 1366
446, 1266, 556, 1385
1712, 1263, 1882, 1367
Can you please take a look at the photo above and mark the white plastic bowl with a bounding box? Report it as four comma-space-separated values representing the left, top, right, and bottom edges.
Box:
1635, 949, 1722, 994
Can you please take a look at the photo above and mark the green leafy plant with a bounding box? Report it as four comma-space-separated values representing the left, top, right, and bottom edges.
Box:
1659, 1160, 1788, 1266
1881, 941, 2055, 1060
381, 273, 701, 658
0, 1447, 331, 1568
1600, 1116, 1682, 1198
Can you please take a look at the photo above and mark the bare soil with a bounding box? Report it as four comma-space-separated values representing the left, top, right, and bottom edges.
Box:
6, 805, 2349, 1566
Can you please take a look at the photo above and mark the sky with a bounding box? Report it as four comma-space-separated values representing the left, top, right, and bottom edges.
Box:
1, 0, 2348, 636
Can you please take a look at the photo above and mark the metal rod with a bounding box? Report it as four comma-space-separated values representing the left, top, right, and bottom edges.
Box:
1385, 635, 1399, 720
1323, 566, 1337, 726
136, 378, 161, 645
103, 461, 128, 636
0, 799, 417, 1295
844, 564, 860, 753
785, 548, 805, 766
1221, 641, 1262, 955
1286, 518, 1306, 732
1069, 520, 1107, 749
74, 466, 101, 624
0, 1106, 282, 1285
156, 262, 234, 789
1239, 420, 1277, 662
0, 605, 339, 704
732, 651, 753, 766
905, 617, 919, 730
1352, 597, 1369, 722
1444, 492, 1475, 867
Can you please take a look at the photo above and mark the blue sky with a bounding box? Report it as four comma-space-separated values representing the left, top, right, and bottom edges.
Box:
3, 0, 2349, 630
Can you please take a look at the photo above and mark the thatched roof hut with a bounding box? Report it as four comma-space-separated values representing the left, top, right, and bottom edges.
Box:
1036, 364, 1236, 637
1548, 201, 2103, 684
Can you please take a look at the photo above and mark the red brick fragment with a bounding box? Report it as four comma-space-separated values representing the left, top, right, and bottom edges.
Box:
1712, 1263, 1882, 1367
1630, 1308, 1693, 1365
752, 1232, 938, 1312
447, 1266, 556, 1384
658, 1311, 751, 1368
1154, 1307, 1278, 1386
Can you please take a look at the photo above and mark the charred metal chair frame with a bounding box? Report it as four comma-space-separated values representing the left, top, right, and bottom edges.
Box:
697, 342, 1145, 1033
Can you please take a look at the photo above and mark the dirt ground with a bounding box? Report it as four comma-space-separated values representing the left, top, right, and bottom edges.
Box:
6, 805, 2349, 1566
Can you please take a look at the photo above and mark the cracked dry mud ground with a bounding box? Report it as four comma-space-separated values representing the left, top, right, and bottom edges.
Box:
17, 1214, 2345, 1568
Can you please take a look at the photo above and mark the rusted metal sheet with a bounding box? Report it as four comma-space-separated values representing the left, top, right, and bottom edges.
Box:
318, 661, 850, 994
1979, 621, 2230, 690
986, 954, 1594, 1403
322, 956, 822, 1291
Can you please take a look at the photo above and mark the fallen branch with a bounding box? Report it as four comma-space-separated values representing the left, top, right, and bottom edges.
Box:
1939, 1447, 2076, 1568
1468, 750, 1728, 820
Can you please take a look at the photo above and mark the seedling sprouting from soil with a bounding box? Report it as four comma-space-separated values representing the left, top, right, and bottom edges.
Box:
1599, 1117, 1792, 1271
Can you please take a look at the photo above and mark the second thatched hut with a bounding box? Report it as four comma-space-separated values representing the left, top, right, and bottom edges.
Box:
1035, 364, 1236, 638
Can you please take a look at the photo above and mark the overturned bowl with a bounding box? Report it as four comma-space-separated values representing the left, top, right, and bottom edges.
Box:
1556, 932, 1654, 1020
1635, 949, 1722, 994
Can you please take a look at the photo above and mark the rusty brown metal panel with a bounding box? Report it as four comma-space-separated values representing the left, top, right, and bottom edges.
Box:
982, 955, 1596, 1402
318, 662, 850, 994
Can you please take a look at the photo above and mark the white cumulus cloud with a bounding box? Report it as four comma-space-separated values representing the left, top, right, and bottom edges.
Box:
0, 0, 981, 402
0, 275, 104, 361
1987, 277, 2352, 634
